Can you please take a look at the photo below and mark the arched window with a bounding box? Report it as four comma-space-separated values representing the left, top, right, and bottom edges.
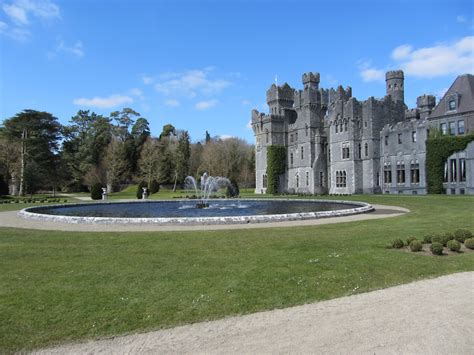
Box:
296, 174, 299, 188
365, 143, 369, 157
301, 146, 304, 160
358, 143, 361, 159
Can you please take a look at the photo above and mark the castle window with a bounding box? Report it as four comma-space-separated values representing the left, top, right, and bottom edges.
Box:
365, 143, 369, 157
335, 124, 338, 133
301, 146, 304, 160
262, 174, 268, 188
342, 142, 350, 159
448, 99, 456, 111
440, 123, 447, 135
398, 133, 402, 144
306, 171, 309, 186
266, 129, 269, 143
364, 121, 368, 128
290, 153, 294, 166
410, 160, 420, 184
296, 174, 299, 188
412, 131, 417, 143
450, 159, 457, 182
336, 171, 346, 188
328, 148, 331, 162
290, 134, 293, 143
358, 143, 361, 159
344, 122, 348, 131
444, 161, 448, 182
397, 161, 405, 184
385, 136, 388, 146
458, 120, 465, 135
449, 122, 456, 136
295, 132, 298, 141
384, 163, 392, 184
460, 158, 466, 182
320, 171, 324, 187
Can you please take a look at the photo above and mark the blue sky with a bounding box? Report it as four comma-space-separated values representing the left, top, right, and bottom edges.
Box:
1, 0, 473, 143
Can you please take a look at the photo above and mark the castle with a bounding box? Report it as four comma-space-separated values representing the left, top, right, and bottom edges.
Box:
251, 71, 474, 195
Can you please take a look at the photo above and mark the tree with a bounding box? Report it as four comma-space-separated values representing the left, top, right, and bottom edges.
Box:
205, 130, 211, 143
175, 130, 191, 185
138, 137, 160, 187
110, 108, 140, 142
159, 124, 176, 140
130, 117, 151, 173
104, 139, 129, 192
2, 110, 62, 195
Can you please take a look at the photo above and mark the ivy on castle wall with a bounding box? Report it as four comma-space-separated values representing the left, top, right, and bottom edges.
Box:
426, 134, 474, 194
266, 145, 286, 195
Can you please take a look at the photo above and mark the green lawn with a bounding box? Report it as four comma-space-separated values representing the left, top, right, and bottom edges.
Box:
0, 194, 473, 352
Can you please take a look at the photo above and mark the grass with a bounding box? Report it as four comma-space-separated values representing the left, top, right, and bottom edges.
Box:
0, 194, 473, 352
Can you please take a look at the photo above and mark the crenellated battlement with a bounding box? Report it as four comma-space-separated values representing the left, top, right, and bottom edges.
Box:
302, 72, 320, 85
416, 94, 436, 109
385, 70, 404, 81
266, 83, 295, 104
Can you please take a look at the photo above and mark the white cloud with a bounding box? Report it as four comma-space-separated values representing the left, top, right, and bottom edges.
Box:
165, 99, 180, 107
218, 134, 233, 140
1, 0, 60, 41
141, 75, 153, 85
391, 44, 412, 60
73, 95, 133, 109
358, 61, 385, 82
3, 3, 28, 24
241, 99, 251, 106
246, 120, 253, 130
394, 36, 474, 78
2, 0, 60, 24
456, 15, 466, 23
59, 39, 83, 57
155, 68, 231, 98
195, 99, 218, 110
129, 88, 143, 97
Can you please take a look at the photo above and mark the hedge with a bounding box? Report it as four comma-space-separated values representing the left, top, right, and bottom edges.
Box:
426, 134, 474, 194
266, 145, 286, 195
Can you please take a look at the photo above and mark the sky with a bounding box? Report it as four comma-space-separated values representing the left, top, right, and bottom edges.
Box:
0, 0, 473, 143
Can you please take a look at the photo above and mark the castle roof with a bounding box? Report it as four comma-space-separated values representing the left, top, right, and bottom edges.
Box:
429, 74, 474, 119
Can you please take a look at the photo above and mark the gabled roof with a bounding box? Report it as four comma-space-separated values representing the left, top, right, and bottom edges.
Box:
429, 74, 474, 119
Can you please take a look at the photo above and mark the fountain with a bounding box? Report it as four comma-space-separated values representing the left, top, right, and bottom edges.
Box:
184, 173, 231, 208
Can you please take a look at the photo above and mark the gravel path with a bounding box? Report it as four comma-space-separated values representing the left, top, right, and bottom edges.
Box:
35, 272, 474, 354
0, 204, 408, 232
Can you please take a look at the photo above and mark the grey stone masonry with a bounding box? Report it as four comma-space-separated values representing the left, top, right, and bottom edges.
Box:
252, 71, 474, 195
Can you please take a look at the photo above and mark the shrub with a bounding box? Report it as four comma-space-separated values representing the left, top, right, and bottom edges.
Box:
136, 181, 148, 199
447, 240, 461, 252
391, 239, 404, 249
430, 242, 444, 255
465, 238, 474, 250
453, 229, 473, 243
226, 179, 240, 198
423, 234, 433, 244
409, 240, 423, 252
431, 235, 442, 245
440, 232, 454, 246
90, 183, 103, 200
149, 180, 160, 194
0, 174, 8, 196
406, 236, 417, 246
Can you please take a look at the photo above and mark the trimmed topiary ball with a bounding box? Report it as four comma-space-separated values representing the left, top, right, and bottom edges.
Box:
430, 242, 444, 255
90, 183, 103, 200
423, 234, 433, 244
440, 232, 455, 246
447, 239, 461, 252
453, 229, 473, 243
406, 236, 417, 246
392, 239, 404, 249
409, 240, 423, 252
464, 238, 474, 250
431, 235, 442, 244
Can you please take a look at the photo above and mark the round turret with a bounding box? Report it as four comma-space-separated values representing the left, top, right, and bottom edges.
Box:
385, 70, 404, 103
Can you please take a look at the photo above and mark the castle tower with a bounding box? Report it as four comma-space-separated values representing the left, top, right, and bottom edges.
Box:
385, 70, 404, 103
416, 94, 436, 119
266, 83, 294, 115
